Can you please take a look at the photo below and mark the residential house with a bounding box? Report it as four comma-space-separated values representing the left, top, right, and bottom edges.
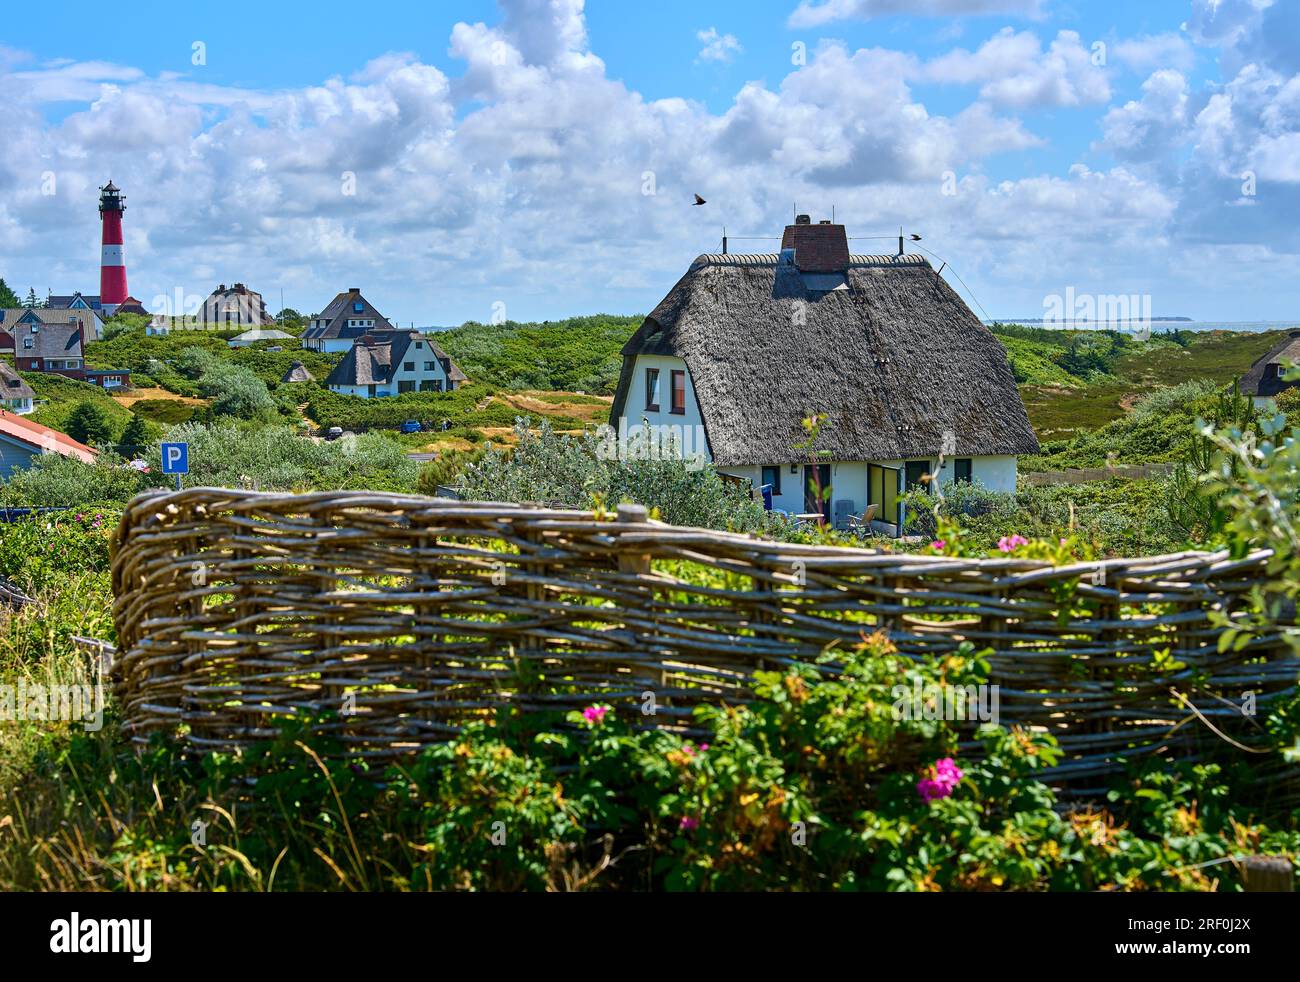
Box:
9, 310, 131, 389
1, 307, 100, 351
0, 410, 96, 477
1240, 331, 1300, 409
147, 314, 170, 336
301, 288, 395, 353
45, 292, 105, 339
324, 330, 467, 397
46, 291, 147, 331
608, 216, 1039, 534
228, 327, 295, 348
0, 363, 35, 415
199, 282, 274, 328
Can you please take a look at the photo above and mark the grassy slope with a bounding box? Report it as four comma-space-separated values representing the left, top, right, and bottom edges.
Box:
1009, 329, 1283, 439
434, 315, 641, 395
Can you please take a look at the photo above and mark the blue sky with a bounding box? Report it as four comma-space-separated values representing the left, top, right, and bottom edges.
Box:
2, 0, 1299, 325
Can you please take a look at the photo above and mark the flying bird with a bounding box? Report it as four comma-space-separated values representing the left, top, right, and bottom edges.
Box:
910, 233, 922, 241
693, 194, 707, 206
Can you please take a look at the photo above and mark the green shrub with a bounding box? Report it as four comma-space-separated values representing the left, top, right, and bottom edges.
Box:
151, 422, 420, 493
0, 453, 147, 508
62, 401, 115, 446
197, 364, 277, 420
460, 418, 776, 533
904, 478, 1183, 556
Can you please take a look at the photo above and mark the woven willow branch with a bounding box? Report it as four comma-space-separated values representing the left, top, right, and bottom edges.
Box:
110, 488, 1298, 787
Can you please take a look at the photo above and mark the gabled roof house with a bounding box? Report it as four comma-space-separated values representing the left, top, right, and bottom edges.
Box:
5, 308, 131, 389
324, 330, 467, 398
0, 410, 97, 477
1, 306, 101, 351
301, 288, 395, 353
1240, 331, 1300, 408
0, 363, 35, 415
609, 216, 1039, 533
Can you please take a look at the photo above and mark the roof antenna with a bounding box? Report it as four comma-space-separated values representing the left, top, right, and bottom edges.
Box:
722, 226, 727, 255
898, 226, 904, 258
832, 205, 835, 224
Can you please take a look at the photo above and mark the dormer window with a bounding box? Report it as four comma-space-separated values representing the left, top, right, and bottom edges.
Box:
353, 302, 364, 313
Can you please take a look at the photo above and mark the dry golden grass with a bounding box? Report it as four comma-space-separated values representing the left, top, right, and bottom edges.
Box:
110, 387, 207, 408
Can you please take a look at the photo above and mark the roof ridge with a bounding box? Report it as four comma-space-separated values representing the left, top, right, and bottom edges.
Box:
691, 253, 930, 269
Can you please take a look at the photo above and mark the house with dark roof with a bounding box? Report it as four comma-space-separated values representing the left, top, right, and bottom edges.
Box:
2, 306, 100, 351
0, 363, 35, 415
12, 312, 85, 377
608, 216, 1039, 532
0, 410, 97, 477
301, 288, 395, 353
46, 291, 147, 331
1240, 331, 1300, 409
324, 330, 467, 398
45, 292, 105, 339
7, 308, 131, 389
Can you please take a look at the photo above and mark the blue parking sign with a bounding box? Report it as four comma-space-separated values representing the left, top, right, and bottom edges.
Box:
161, 442, 189, 475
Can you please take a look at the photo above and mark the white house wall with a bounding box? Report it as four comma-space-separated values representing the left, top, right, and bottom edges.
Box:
722, 454, 1019, 518
387, 340, 454, 392
619, 355, 709, 457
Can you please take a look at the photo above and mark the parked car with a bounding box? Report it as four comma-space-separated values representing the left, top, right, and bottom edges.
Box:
400, 420, 423, 434
324, 426, 344, 441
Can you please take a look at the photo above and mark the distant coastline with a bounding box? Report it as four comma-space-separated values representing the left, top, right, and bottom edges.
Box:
983, 319, 1297, 334
989, 317, 1193, 324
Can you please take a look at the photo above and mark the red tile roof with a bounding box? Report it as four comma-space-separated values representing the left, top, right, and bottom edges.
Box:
0, 410, 97, 463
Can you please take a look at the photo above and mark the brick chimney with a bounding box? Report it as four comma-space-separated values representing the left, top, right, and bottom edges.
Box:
780, 217, 850, 272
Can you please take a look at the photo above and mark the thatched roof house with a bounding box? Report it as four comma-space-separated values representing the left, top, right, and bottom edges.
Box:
609, 216, 1039, 531
0, 362, 35, 415
1240, 330, 1300, 407
281, 361, 314, 384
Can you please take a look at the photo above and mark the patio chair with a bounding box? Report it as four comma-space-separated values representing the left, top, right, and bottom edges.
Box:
847, 503, 879, 534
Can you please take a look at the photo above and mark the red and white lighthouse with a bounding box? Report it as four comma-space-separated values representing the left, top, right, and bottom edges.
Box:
98, 180, 128, 315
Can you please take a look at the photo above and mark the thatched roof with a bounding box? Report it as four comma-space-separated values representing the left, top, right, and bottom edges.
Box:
1240, 330, 1300, 397
281, 361, 314, 383
610, 234, 1039, 468
0, 362, 34, 401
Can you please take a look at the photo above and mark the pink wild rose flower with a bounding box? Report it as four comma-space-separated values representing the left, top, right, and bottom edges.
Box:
997, 534, 1030, 553
917, 757, 965, 803
582, 705, 610, 725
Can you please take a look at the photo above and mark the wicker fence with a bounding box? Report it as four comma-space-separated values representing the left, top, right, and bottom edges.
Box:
111, 488, 1298, 789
